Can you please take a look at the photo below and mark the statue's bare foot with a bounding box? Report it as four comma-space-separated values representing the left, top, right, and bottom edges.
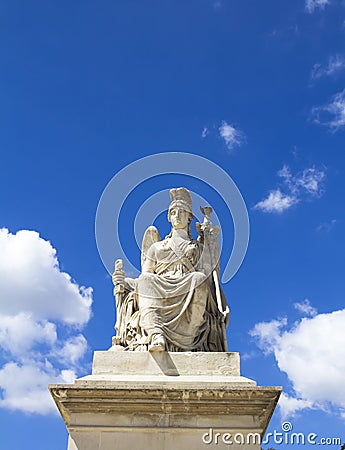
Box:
148, 334, 165, 352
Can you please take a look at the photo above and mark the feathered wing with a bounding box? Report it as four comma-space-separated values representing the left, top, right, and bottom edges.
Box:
141, 226, 161, 270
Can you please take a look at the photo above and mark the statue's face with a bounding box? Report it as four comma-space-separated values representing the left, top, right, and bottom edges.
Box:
169, 208, 190, 230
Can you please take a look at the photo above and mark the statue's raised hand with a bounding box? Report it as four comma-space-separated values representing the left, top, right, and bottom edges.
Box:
112, 259, 125, 287
112, 271, 125, 286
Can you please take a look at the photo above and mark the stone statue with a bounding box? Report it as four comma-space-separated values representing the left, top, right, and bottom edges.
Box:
111, 187, 230, 352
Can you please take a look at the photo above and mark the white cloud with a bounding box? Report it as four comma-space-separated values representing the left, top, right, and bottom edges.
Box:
316, 219, 337, 232
293, 299, 318, 317
294, 168, 325, 196
254, 190, 297, 213
277, 165, 293, 187
250, 317, 287, 352
254, 165, 325, 213
312, 89, 345, 130
277, 165, 325, 197
219, 120, 245, 150
0, 361, 75, 414
0, 229, 92, 325
250, 307, 345, 418
241, 351, 258, 361
0, 313, 57, 357
278, 393, 314, 418
52, 334, 88, 366
311, 55, 345, 80
0, 228, 93, 414
201, 127, 209, 139
306, 0, 331, 13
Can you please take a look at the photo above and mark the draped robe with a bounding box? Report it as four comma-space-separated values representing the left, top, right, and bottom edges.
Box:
134, 229, 227, 351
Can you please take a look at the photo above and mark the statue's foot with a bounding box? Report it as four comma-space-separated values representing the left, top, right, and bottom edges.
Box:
148, 334, 165, 352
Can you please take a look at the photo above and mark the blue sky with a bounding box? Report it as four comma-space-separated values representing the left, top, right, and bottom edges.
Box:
0, 0, 345, 448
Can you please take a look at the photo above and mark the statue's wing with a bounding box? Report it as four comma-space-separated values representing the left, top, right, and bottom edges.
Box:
141, 226, 161, 269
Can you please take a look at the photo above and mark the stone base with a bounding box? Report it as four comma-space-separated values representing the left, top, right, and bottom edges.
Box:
49, 352, 281, 450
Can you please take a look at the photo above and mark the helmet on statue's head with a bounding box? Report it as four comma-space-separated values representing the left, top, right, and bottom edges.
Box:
168, 187, 193, 218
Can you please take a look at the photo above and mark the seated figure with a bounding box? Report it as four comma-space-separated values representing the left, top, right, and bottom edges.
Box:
112, 187, 229, 352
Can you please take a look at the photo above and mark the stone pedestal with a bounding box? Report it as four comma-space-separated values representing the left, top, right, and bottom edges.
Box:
49, 351, 281, 450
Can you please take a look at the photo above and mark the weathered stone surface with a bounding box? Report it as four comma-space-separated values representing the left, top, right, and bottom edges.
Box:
49, 352, 281, 449
93, 350, 241, 377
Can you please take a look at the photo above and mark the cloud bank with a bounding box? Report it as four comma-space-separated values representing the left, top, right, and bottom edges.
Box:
0, 228, 93, 414
250, 305, 345, 418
